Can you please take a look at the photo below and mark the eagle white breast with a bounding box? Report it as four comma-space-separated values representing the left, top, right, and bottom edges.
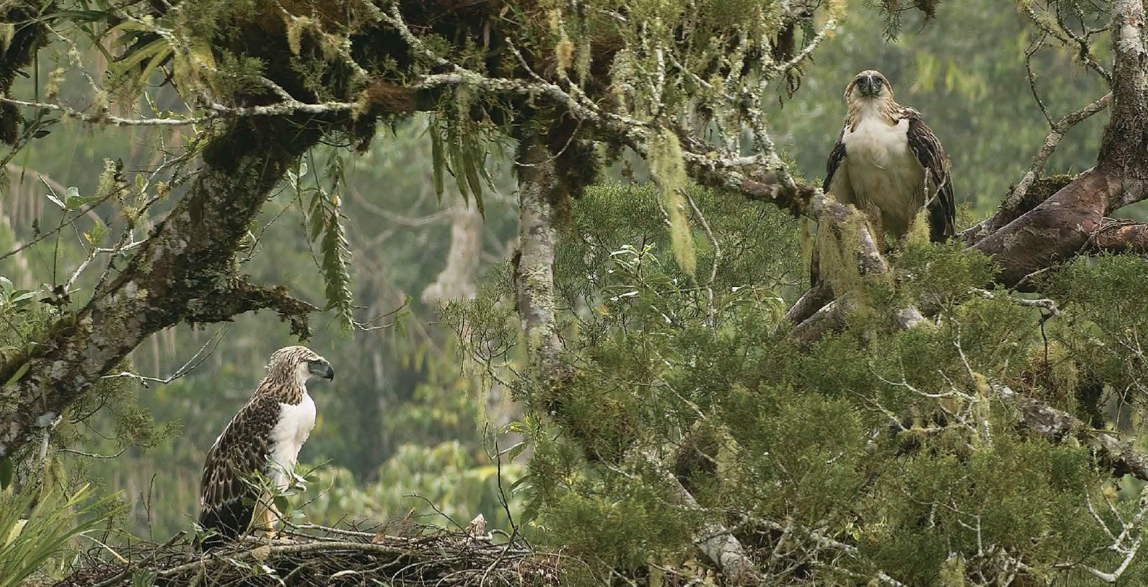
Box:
267, 392, 316, 490
838, 113, 927, 238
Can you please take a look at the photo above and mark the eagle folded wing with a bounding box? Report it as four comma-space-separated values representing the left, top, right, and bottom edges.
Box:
824, 126, 848, 193
197, 394, 278, 550
903, 111, 956, 241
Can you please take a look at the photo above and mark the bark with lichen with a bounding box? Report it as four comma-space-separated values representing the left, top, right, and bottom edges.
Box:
0, 115, 323, 460
513, 134, 565, 392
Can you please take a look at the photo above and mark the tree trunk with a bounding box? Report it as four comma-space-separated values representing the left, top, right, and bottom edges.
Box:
0, 115, 323, 459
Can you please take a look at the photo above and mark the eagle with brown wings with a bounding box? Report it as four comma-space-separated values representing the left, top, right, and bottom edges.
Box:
813, 70, 956, 285
196, 346, 334, 550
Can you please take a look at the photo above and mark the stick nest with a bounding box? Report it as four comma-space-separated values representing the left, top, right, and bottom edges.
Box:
54, 524, 563, 587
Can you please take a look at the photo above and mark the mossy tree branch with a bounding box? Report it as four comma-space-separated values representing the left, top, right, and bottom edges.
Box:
0, 114, 325, 459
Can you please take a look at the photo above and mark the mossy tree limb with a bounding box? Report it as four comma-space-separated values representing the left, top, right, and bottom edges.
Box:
512, 133, 564, 389
0, 114, 325, 460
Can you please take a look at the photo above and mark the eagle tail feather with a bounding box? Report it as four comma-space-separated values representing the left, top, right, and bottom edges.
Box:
195, 500, 253, 551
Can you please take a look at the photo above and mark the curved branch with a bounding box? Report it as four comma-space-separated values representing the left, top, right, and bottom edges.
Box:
0, 114, 326, 459
964, 93, 1112, 244
1090, 218, 1148, 254
968, 0, 1148, 288
995, 384, 1148, 482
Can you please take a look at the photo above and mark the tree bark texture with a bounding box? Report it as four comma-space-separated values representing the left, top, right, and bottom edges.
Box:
0, 115, 323, 458
513, 134, 564, 385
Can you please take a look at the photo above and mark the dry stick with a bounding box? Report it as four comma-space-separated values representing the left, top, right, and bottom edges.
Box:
686, 193, 721, 325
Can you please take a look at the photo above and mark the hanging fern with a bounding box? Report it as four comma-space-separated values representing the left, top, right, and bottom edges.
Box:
300, 152, 355, 332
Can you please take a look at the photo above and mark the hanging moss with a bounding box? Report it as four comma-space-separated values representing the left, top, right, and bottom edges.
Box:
647, 130, 697, 277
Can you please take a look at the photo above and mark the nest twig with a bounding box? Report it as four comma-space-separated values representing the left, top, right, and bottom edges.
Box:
55, 523, 562, 587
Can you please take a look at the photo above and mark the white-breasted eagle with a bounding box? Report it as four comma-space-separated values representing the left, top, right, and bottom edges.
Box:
196, 346, 334, 550
814, 70, 955, 283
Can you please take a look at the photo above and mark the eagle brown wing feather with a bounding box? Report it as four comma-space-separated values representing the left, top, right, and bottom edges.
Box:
196, 393, 279, 550
824, 126, 847, 193
901, 108, 955, 241
812, 126, 849, 287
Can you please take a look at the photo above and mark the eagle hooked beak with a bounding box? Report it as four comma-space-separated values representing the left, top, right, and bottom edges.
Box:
858, 74, 881, 97
308, 358, 335, 381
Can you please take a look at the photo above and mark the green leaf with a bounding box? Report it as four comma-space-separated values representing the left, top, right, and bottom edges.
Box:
519, 498, 541, 526
507, 473, 532, 494
4, 362, 30, 387
10, 291, 36, 307
448, 133, 469, 202
462, 146, 485, 217
273, 494, 290, 514
431, 127, 445, 202
309, 204, 326, 242
138, 44, 174, 89
112, 37, 169, 74
0, 484, 124, 587
507, 441, 529, 463
0, 459, 12, 490
501, 421, 529, 435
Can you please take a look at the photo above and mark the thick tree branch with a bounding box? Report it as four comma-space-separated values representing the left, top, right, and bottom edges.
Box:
785, 282, 834, 325
995, 384, 1148, 482
186, 277, 317, 337
1090, 218, 1148, 254
0, 114, 326, 458
963, 94, 1112, 245
972, 167, 1112, 288
969, 1, 1148, 288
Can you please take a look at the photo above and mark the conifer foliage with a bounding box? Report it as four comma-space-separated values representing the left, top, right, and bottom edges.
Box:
4, 0, 1148, 584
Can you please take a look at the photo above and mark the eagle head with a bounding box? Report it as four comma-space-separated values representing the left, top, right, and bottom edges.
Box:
269, 345, 335, 387
845, 69, 893, 101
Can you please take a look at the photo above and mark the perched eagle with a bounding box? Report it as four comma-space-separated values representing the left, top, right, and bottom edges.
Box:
196, 346, 334, 550
814, 70, 955, 284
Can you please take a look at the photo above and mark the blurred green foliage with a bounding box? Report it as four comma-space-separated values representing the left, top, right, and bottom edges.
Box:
1, 0, 1141, 583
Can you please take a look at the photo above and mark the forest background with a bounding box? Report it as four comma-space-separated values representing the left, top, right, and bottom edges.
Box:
0, 0, 1135, 583
1, 0, 1109, 540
